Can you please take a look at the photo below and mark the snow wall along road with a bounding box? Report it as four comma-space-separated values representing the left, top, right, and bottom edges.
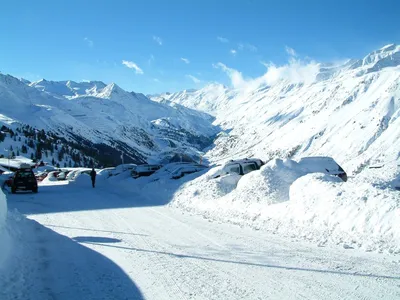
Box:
0, 187, 10, 267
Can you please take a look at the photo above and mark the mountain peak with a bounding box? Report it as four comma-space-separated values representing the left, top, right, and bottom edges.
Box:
380, 43, 397, 51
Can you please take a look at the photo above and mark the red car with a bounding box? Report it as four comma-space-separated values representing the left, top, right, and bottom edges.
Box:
5, 175, 13, 187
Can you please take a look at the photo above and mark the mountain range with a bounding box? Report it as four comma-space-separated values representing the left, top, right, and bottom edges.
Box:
1, 44, 400, 181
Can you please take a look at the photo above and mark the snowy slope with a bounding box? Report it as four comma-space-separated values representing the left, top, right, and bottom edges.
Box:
0, 75, 218, 164
148, 44, 400, 252
151, 83, 232, 116
30, 79, 107, 97
157, 45, 400, 180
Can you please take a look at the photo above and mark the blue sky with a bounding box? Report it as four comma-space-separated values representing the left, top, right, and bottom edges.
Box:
1, 0, 399, 94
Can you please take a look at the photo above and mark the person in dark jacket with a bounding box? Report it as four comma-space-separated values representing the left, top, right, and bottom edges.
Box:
90, 168, 96, 188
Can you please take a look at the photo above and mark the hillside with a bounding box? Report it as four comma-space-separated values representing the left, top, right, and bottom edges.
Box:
155, 44, 400, 181
0, 75, 218, 166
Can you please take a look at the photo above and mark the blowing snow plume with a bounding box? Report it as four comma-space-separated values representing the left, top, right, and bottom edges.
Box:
214, 47, 320, 91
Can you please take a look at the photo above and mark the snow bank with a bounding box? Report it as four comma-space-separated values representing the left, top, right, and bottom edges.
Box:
279, 174, 400, 253
169, 159, 400, 253
0, 189, 11, 268
71, 173, 94, 187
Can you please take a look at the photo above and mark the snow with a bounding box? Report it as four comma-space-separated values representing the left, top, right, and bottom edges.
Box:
0, 157, 35, 169
168, 159, 400, 253
1, 180, 399, 299
1, 74, 218, 164
2, 44, 400, 298
0, 189, 10, 268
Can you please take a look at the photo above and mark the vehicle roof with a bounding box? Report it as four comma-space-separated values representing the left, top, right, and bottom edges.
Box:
224, 158, 262, 166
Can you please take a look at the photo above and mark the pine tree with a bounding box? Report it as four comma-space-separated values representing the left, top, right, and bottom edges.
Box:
21, 145, 28, 154
17, 149, 20, 156
28, 139, 35, 148
64, 162, 67, 168
30, 153, 34, 160
52, 158, 55, 166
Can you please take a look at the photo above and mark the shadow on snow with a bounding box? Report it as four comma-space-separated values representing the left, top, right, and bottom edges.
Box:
5, 171, 202, 215
0, 213, 144, 300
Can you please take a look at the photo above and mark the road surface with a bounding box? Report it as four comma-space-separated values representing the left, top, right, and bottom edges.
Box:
1, 182, 400, 300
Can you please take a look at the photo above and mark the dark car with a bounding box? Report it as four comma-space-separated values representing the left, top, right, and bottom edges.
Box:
11, 166, 38, 194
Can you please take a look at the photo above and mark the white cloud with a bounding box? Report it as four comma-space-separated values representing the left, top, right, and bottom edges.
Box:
230, 49, 237, 56
153, 36, 163, 45
181, 57, 190, 64
153, 78, 160, 83
217, 36, 229, 43
238, 43, 257, 52
84, 37, 94, 47
122, 60, 144, 74
246, 44, 258, 52
285, 46, 297, 57
186, 74, 201, 84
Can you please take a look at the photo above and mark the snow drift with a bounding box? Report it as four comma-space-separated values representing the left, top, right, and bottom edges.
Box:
169, 159, 400, 253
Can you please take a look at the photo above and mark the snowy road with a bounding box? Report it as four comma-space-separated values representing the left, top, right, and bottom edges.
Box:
2, 182, 400, 300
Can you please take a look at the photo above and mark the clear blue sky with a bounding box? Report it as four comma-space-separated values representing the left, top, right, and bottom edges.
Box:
0, 0, 399, 94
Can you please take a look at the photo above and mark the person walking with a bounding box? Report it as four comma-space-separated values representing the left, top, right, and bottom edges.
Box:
90, 168, 97, 188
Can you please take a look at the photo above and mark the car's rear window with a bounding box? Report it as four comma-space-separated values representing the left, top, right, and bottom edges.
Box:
17, 170, 34, 178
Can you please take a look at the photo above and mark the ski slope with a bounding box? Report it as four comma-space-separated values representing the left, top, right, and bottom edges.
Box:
1, 181, 399, 300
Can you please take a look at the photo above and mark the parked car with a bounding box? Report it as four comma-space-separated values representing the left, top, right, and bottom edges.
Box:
45, 171, 61, 181
10, 164, 38, 193
170, 164, 208, 179
131, 164, 162, 179
296, 156, 348, 182
35, 171, 48, 182
71, 169, 92, 180
66, 170, 80, 181
57, 171, 70, 181
110, 164, 137, 176
97, 167, 116, 178
3, 173, 14, 187
213, 158, 264, 178
151, 162, 208, 180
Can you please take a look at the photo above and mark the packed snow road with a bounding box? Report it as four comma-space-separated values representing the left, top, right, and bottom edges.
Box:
2, 182, 400, 300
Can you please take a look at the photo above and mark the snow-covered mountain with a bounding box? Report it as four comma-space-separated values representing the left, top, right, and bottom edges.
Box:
0, 75, 218, 166
154, 44, 400, 182
151, 83, 232, 116
3, 43, 400, 174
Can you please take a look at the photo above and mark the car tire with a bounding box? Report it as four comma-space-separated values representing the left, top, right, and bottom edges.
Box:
11, 187, 16, 194
32, 187, 38, 193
